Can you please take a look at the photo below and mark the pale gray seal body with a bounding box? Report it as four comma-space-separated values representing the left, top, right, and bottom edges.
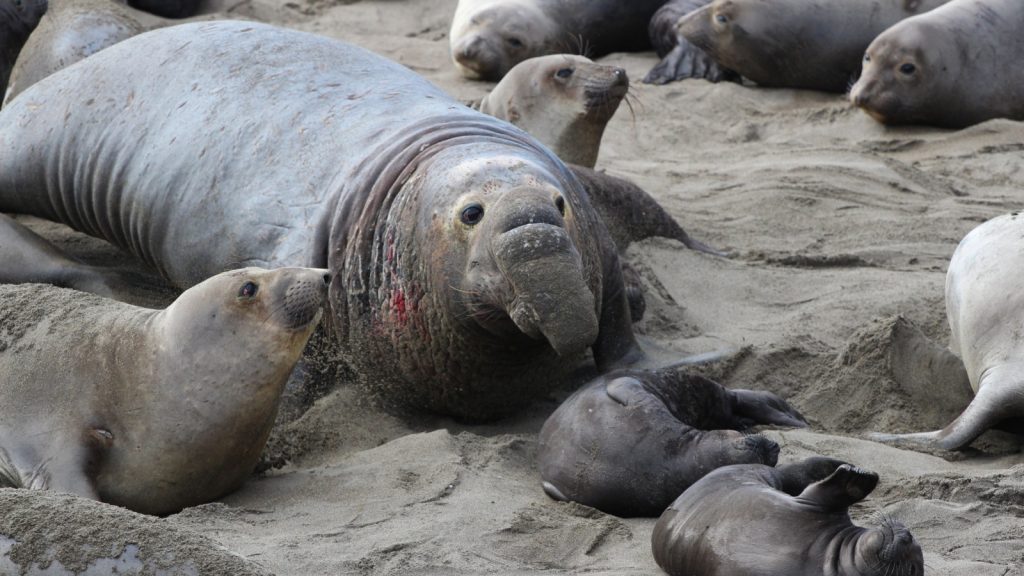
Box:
870, 214, 1024, 450
850, 0, 1024, 127
678, 0, 949, 92
652, 458, 924, 576
0, 267, 327, 514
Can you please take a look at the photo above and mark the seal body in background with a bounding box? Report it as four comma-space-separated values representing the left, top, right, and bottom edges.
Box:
0, 0, 47, 97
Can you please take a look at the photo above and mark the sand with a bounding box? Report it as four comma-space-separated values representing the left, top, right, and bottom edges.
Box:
4, 0, 1024, 574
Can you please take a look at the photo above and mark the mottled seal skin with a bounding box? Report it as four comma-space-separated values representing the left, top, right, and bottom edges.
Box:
537, 366, 806, 517
0, 0, 47, 96
652, 458, 925, 576
4, 0, 144, 106
476, 54, 628, 168
0, 21, 652, 421
450, 0, 669, 81
679, 0, 949, 92
0, 489, 271, 574
870, 214, 1024, 451
0, 267, 327, 514
851, 0, 1024, 128
644, 0, 739, 84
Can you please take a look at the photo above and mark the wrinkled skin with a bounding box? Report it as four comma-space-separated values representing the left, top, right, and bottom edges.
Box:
652, 459, 924, 576
644, 0, 739, 84
0, 267, 327, 514
476, 54, 628, 168
0, 0, 48, 96
538, 366, 806, 517
850, 0, 1024, 128
678, 0, 949, 92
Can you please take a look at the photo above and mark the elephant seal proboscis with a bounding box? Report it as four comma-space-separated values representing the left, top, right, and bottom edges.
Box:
644, 0, 740, 84
0, 489, 271, 574
0, 267, 327, 514
850, 0, 1024, 127
538, 366, 806, 516
449, 0, 669, 81
678, 0, 949, 92
652, 458, 925, 576
870, 214, 1024, 451
0, 0, 47, 98
474, 54, 628, 168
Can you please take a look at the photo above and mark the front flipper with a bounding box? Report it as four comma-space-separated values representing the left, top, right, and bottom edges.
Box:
643, 39, 741, 85
796, 464, 878, 511
731, 389, 808, 429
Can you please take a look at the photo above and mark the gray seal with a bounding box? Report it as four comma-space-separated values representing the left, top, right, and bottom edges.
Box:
652, 458, 925, 576
538, 366, 806, 517
0, 267, 327, 514
0, 0, 47, 97
643, 0, 739, 84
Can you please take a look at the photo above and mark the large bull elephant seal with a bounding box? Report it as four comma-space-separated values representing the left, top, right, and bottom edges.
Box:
0, 21, 661, 421
850, 0, 1024, 128
538, 366, 806, 517
0, 0, 47, 97
0, 267, 327, 514
652, 458, 925, 576
678, 0, 949, 92
870, 214, 1024, 450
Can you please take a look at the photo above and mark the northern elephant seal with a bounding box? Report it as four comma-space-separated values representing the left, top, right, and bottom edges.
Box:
870, 214, 1024, 450
0, 489, 270, 574
449, 0, 669, 81
0, 267, 327, 514
850, 0, 1024, 127
538, 366, 806, 517
652, 458, 925, 576
0, 21, 702, 420
678, 0, 949, 92
475, 54, 628, 168
644, 0, 739, 84
0, 0, 47, 97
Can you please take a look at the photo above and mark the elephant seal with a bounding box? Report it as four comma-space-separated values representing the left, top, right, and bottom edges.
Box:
678, 0, 949, 92
0, 267, 327, 514
4, 0, 145, 106
0, 0, 47, 96
850, 0, 1024, 128
449, 0, 669, 81
0, 489, 271, 574
644, 0, 739, 84
870, 214, 1024, 451
474, 54, 628, 168
652, 458, 925, 576
128, 0, 199, 18
538, 366, 806, 517
0, 21, 695, 420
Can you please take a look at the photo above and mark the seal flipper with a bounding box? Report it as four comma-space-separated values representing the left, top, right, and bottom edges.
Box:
796, 464, 878, 511
643, 39, 740, 85
730, 389, 808, 429
0, 447, 21, 488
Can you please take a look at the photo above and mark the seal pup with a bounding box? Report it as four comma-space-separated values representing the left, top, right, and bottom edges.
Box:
0, 267, 327, 514
652, 458, 925, 576
474, 54, 628, 168
678, 0, 949, 92
0, 0, 47, 96
850, 0, 1024, 128
538, 366, 806, 517
870, 214, 1024, 451
449, 0, 669, 81
644, 0, 739, 84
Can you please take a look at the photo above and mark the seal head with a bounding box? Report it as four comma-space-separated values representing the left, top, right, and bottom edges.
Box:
450, 0, 558, 80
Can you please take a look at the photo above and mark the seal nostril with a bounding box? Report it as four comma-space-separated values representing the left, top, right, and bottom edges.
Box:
323, 273, 332, 285
555, 195, 566, 216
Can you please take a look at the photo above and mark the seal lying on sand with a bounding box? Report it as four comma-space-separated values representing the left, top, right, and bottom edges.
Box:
652, 458, 925, 576
870, 214, 1024, 451
0, 489, 270, 574
0, 21, 733, 421
850, 0, 1024, 128
0, 0, 47, 96
644, 0, 739, 84
538, 366, 806, 517
449, 0, 669, 81
0, 267, 327, 514
474, 54, 628, 168
678, 0, 949, 92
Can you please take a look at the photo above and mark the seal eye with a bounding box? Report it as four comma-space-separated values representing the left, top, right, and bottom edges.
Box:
238, 281, 259, 299
899, 63, 917, 75
555, 68, 574, 79
507, 37, 524, 48
555, 196, 566, 215
460, 204, 485, 226
715, 13, 728, 24
864, 54, 871, 63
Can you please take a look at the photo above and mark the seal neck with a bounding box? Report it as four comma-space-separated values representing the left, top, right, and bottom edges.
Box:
823, 525, 869, 576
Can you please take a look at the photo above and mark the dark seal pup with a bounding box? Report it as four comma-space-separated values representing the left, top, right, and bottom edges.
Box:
0, 267, 327, 515
652, 458, 925, 576
538, 366, 806, 517
0, 21, 726, 421
644, 0, 739, 84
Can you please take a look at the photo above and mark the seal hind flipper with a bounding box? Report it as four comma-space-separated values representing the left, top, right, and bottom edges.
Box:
796, 464, 879, 511
0, 448, 23, 488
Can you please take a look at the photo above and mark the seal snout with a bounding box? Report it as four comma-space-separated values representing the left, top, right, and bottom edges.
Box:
453, 34, 503, 80
278, 268, 329, 331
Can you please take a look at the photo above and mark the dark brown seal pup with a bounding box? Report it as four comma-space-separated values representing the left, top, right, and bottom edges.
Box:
538, 365, 806, 517
644, 0, 739, 84
0, 0, 47, 97
652, 458, 925, 576
0, 267, 327, 514
850, 0, 1024, 127
678, 0, 949, 92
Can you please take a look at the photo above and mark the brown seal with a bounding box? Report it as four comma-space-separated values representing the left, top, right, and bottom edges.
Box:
644, 0, 739, 84
0, 267, 327, 514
